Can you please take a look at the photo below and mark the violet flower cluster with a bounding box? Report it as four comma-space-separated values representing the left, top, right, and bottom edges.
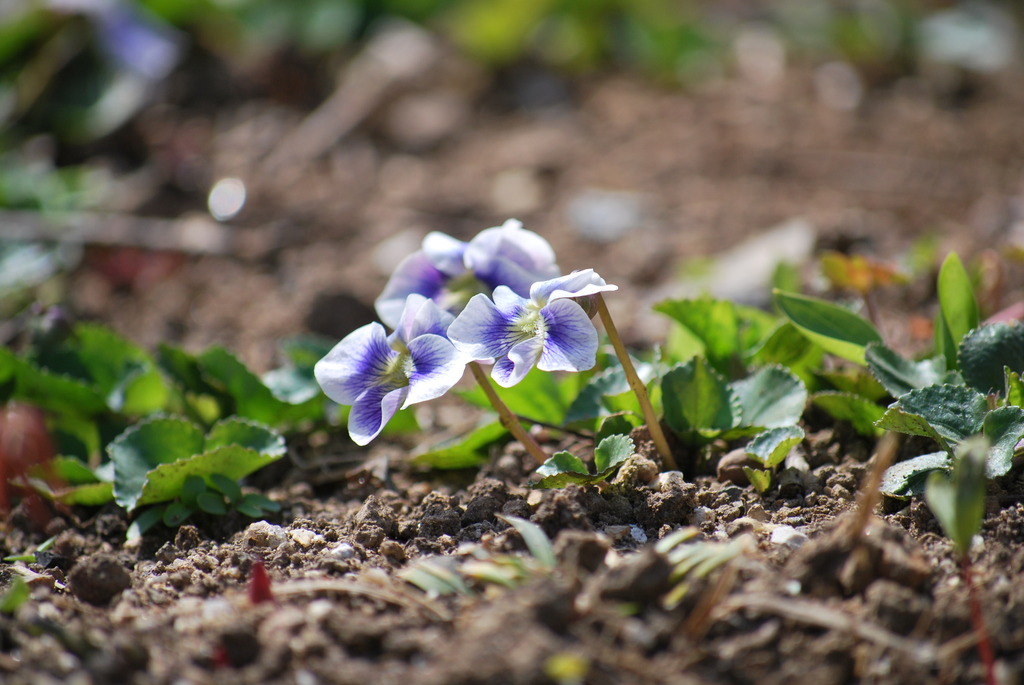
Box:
315, 219, 617, 445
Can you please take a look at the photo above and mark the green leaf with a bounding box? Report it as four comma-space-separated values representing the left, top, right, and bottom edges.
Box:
0, 577, 30, 615
745, 425, 804, 469
730, 366, 807, 430
880, 451, 951, 497
53, 481, 114, 506
204, 417, 286, 457
811, 392, 885, 437
925, 440, 986, 554
982, 406, 1024, 477
537, 450, 588, 476
594, 434, 635, 472
773, 290, 882, 365
743, 467, 773, 494
459, 365, 577, 426
110, 417, 206, 511
209, 473, 243, 503
654, 298, 739, 373
162, 501, 195, 527
1006, 367, 1024, 408
411, 421, 509, 469
564, 365, 630, 424
865, 343, 949, 399
197, 347, 293, 426
196, 491, 228, 515
936, 252, 979, 356
497, 515, 555, 571
934, 307, 958, 372
661, 358, 739, 438
180, 475, 207, 507
135, 444, 284, 508
816, 367, 889, 402
958, 323, 1024, 395
595, 414, 641, 443
874, 384, 988, 451
0, 347, 106, 416
126, 506, 167, 540
47, 456, 102, 485
237, 492, 281, 513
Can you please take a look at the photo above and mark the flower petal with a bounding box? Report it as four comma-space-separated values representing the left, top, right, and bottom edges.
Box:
447, 292, 526, 361
314, 323, 395, 405
391, 294, 456, 344
348, 385, 407, 445
375, 251, 447, 329
422, 231, 468, 277
529, 269, 618, 307
464, 219, 560, 295
493, 336, 544, 387
536, 299, 599, 373
404, 334, 466, 405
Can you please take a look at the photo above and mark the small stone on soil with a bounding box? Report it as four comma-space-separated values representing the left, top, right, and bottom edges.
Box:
69, 554, 131, 606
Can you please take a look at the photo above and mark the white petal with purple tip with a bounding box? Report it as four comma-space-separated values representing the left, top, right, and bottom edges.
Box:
537, 299, 599, 373
349, 385, 408, 445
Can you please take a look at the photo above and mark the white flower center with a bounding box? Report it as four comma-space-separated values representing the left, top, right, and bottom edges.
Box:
513, 305, 546, 340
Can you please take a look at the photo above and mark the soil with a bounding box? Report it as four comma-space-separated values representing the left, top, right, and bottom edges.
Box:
4, 35, 1024, 685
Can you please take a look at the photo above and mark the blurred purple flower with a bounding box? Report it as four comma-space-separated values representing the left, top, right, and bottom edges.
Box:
376, 219, 560, 329
314, 295, 466, 445
447, 269, 617, 387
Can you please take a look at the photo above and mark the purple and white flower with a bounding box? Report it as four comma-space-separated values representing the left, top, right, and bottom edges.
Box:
375, 219, 560, 329
447, 270, 618, 388
314, 295, 466, 445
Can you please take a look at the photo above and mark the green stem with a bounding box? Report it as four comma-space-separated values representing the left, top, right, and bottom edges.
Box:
469, 362, 548, 465
594, 294, 678, 472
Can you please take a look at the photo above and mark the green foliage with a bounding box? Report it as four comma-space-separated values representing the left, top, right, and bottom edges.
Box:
533, 434, 634, 489
110, 416, 285, 512
745, 425, 804, 470
865, 343, 952, 399
958, 323, 1024, 395
0, 577, 30, 615
773, 290, 882, 365
411, 420, 509, 469
459, 365, 579, 426
654, 297, 776, 375
811, 392, 885, 437
935, 253, 980, 371
657, 527, 749, 609
925, 438, 987, 555
661, 359, 805, 441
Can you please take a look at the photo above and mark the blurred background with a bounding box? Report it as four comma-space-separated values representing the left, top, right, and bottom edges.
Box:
2, 0, 1024, 366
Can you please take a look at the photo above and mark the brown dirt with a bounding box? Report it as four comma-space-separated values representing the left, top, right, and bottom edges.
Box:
5, 41, 1024, 685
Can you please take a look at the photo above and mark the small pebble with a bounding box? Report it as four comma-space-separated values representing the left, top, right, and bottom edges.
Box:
769, 525, 809, 549
629, 525, 648, 544
324, 542, 358, 561
289, 529, 323, 548
691, 506, 716, 526
746, 503, 768, 522
242, 521, 288, 549
726, 517, 764, 537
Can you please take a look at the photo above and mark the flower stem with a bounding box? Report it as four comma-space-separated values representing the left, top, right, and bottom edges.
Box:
962, 555, 997, 685
595, 294, 678, 472
468, 362, 549, 465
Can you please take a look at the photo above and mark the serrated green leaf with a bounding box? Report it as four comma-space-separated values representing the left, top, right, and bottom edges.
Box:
865, 343, 949, 399
411, 421, 509, 469
745, 425, 804, 469
204, 418, 286, 457
743, 467, 772, 493
47, 456, 101, 485
565, 366, 630, 424
880, 451, 951, 497
874, 384, 988, 450
197, 491, 228, 515
594, 434, 635, 472
925, 440, 986, 554
497, 515, 555, 570
163, 501, 194, 527
773, 290, 882, 365
0, 347, 106, 416
730, 366, 807, 430
135, 444, 284, 508
661, 358, 739, 437
111, 417, 206, 510
811, 391, 886, 437
937, 253, 979, 356
958, 323, 1024, 395
536, 451, 589, 478
982, 405, 1024, 477
209, 473, 243, 503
